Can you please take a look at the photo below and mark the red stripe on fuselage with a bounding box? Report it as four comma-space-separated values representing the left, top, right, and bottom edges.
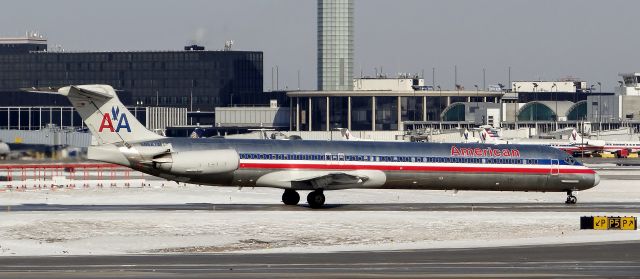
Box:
239, 162, 595, 174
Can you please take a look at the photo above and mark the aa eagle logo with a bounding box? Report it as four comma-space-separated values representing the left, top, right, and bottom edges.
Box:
98, 106, 131, 132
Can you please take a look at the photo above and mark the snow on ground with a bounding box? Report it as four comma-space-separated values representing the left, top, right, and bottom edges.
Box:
0, 176, 638, 256
0, 211, 638, 256
0, 179, 639, 205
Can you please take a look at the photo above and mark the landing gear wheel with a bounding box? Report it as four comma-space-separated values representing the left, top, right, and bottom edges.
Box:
307, 190, 326, 209
565, 191, 577, 204
282, 189, 300, 205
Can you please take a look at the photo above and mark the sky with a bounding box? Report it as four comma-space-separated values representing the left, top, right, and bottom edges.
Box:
1, 0, 637, 92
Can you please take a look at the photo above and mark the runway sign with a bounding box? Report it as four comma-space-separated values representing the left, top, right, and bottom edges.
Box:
581, 216, 637, 230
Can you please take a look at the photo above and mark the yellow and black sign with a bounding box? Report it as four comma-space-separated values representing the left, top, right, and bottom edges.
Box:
581, 216, 637, 230
593, 216, 608, 230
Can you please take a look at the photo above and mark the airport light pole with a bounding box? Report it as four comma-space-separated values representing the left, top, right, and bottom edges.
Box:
532, 83, 538, 121
597, 82, 602, 125
514, 85, 522, 128
437, 85, 442, 121
552, 83, 557, 121
590, 84, 598, 127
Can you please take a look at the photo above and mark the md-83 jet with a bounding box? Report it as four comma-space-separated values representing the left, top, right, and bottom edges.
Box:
31, 85, 599, 207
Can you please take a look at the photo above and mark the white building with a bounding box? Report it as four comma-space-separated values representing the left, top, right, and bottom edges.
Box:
353, 77, 424, 92
512, 81, 587, 93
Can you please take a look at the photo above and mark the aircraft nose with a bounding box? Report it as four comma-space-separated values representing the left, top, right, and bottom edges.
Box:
593, 173, 600, 187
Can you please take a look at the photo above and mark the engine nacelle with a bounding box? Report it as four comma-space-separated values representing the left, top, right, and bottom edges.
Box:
153, 149, 239, 175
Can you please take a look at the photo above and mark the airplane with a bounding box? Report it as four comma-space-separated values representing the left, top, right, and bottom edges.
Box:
30, 85, 599, 207
474, 127, 584, 155
570, 129, 640, 156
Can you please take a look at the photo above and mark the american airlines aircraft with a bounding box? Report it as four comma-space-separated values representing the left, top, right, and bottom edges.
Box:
570, 129, 640, 155
32, 85, 599, 207
477, 127, 583, 155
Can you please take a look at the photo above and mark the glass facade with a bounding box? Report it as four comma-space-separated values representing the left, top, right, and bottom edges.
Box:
311, 97, 327, 131
375, 96, 397, 130
329, 96, 349, 129
517, 103, 555, 121
442, 103, 466, 121
295, 97, 310, 131
350, 96, 371, 131
317, 0, 354, 91
426, 96, 447, 121
566, 101, 587, 121
291, 94, 507, 131
400, 96, 423, 122
0, 50, 263, 110
0, 106, 147, 130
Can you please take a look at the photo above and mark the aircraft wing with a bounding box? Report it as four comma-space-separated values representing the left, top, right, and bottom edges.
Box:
255, 169, 386, 190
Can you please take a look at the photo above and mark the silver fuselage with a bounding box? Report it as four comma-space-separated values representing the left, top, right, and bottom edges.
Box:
90, 138, 599, 193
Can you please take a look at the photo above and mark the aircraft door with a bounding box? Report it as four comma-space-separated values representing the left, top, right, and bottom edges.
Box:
324, 153, 331, 165
550, 159, 560, 175
338, 153, 345, 165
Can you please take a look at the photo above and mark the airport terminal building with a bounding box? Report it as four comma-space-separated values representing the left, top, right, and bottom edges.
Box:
0, 34, 266, 131
0, 38, 263, 109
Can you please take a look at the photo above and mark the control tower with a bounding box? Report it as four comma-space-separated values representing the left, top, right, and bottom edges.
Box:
317, 0, 354, 91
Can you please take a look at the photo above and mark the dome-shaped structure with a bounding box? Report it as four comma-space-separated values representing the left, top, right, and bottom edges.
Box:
517, 101, 574, 121
566, 100, 587, 121
440, 103, 466, 121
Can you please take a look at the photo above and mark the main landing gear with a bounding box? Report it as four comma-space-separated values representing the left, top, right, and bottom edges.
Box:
281, 189, 326, 208
282, 189, 300, 205
307, 189, 326, 209
565, 190, 577, 204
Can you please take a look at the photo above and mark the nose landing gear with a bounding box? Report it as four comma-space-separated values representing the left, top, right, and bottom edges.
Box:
565, 190, 577, 204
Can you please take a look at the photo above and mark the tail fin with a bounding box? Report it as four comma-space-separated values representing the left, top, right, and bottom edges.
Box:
59, 85, 163, 145
569, 128, 582, 143
462, 129, 470, 142
337, 128, 355, 140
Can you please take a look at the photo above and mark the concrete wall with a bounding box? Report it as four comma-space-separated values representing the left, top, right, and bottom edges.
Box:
621, 96, 640, 120
353, 78, 423, 91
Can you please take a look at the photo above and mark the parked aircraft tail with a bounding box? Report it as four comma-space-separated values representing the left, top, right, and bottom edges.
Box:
480, 127, 499, 143
31, 85, 164, 145
570, 129, 582, 143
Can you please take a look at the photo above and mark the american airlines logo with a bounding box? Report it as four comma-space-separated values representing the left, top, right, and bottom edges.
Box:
451, 146, 520, 157
98, 106, 131, 132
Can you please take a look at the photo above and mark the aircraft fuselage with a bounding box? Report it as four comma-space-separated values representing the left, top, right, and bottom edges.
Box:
94, 138, 599, 193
